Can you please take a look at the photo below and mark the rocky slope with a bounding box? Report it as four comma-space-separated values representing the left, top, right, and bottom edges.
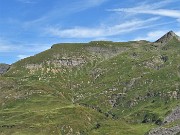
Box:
0, 31, 179, 135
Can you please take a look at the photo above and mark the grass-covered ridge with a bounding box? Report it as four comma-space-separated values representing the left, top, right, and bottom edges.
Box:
0, 35, 180, 134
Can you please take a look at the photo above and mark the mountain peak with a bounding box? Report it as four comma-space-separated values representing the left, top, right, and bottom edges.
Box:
155, 31, 180, 44
168, 30, 175, 34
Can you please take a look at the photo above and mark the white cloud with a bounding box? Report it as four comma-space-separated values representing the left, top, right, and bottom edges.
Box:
110, 8, 180, 20
23, 0, 108, 27
108, 0, 180, 21
45, 17, 159, 38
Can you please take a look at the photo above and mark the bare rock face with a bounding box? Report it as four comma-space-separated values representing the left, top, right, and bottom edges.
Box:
148, 125, 180, 135
155, 31, 180, 44
24, 57, 86, 75
147, 106, 180, 135
25, 64, 43, 70
52, 58, 86, 67
0, 64, 10, 74
164, 106, 180, 123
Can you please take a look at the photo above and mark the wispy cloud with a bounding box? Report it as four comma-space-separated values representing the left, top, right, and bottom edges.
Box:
45, 17, 159, 38
23, 0, 108, 27
108, 1, 180, 21
105, 0, 180, 41
110, 9, 180, 20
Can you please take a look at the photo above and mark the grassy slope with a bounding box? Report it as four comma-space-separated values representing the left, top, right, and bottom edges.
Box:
0, 40, 180, 134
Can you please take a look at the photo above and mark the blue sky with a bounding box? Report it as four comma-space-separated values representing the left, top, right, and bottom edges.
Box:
0, 0, 180, 64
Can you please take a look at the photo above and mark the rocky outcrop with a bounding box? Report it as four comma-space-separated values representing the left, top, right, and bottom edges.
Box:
52, 58, 86, 67
148, 125, 180, 135
143, 55, 166, 70
0, 64, 10, 74
25, 58, 86, 74
164, 106, 180, 123
90, 68, 104, 81
25, 64, 43, 70
109, 93, 125, 107
147, 106, 180, 135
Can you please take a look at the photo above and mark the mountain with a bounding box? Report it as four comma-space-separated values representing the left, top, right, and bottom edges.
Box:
0, 32, 180, 135
155, 31, 180, 44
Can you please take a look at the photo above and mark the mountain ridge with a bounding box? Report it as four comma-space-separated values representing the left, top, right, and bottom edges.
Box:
0, 31, 180, 135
